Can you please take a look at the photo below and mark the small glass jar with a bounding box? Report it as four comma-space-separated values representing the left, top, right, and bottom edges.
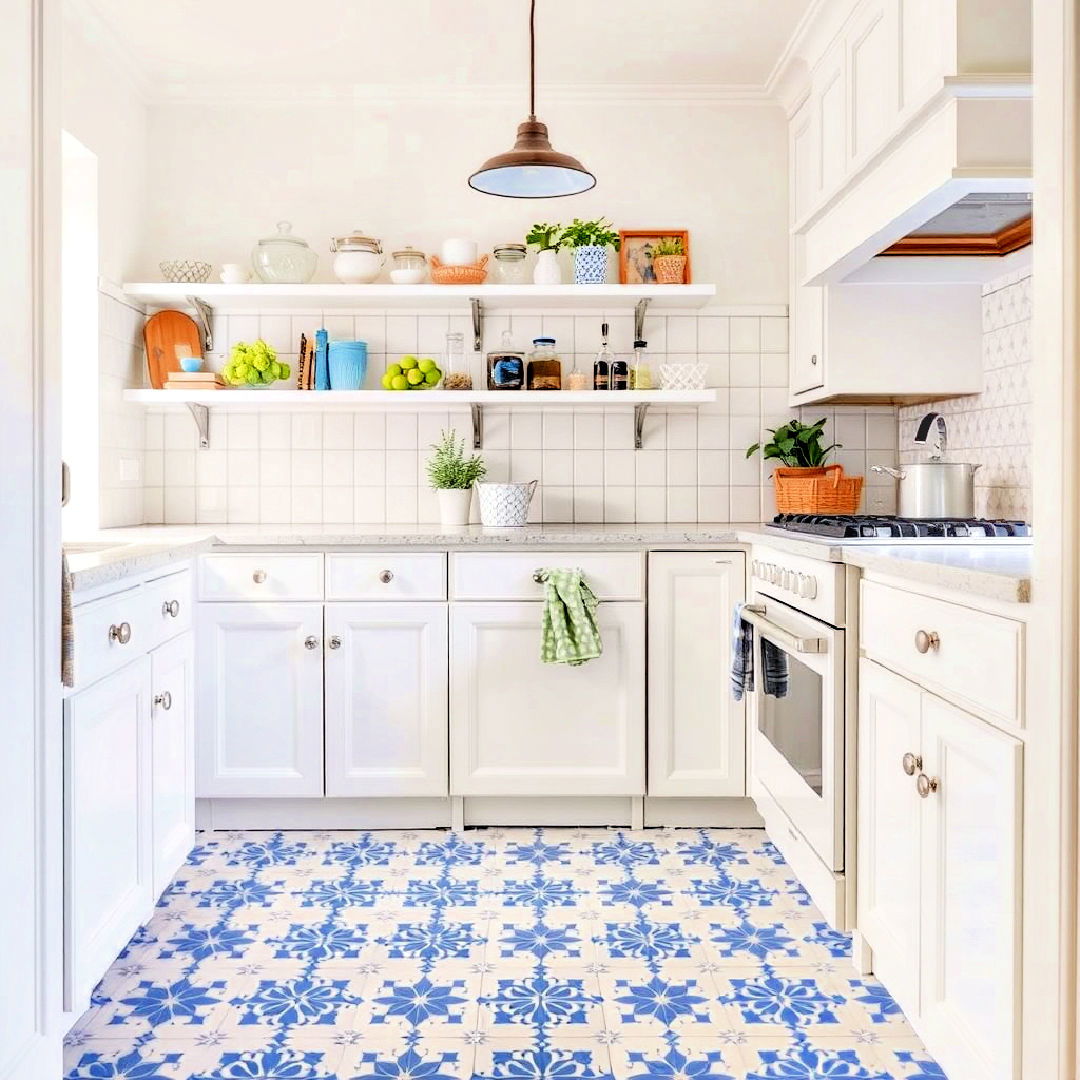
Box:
442, 331, 472, 390
390, 246, 427, 284
566, 360, 589, 391
630, 339, 653, 389
492, 243, 528, 285
487, 329, 525, 390
527, 337, 562, 390
252, 220, 318, 284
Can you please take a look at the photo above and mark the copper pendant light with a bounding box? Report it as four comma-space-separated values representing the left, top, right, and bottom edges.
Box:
468, 0, 595, 198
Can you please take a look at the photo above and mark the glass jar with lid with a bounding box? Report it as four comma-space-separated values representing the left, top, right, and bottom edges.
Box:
492, 243, 528, 285
442, 331, 473, 390
487, 329, 525, 390
329, 230, 385, 284
527, 337, 562, 391
252, 221, 318, 283
390, 246, 428, 285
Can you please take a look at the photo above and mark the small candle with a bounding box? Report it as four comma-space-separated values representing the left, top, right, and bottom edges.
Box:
566, 371, 589, 391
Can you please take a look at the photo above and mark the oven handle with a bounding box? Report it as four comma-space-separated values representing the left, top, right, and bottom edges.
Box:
742, 603, 829, 654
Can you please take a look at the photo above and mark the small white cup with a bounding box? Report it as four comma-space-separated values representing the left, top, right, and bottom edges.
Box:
220, 263, 250, 284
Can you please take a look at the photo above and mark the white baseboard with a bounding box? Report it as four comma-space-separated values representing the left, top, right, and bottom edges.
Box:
195, 798, 452, 831
644, 796, 764, 828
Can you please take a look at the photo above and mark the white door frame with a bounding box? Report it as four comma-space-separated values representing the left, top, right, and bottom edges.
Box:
1, 0, 62, 1077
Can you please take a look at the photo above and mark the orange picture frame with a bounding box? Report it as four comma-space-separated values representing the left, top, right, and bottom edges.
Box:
618, 230, 692, 284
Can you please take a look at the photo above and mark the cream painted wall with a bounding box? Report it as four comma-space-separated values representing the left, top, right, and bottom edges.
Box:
139, 98, 789, 304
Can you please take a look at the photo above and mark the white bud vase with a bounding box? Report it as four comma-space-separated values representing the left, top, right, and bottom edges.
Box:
436, 488, 473, 527
533, 248, 562, 285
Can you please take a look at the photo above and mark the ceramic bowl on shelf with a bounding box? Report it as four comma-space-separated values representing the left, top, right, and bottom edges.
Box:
658, 362, 708, 390
159, 260, 211, 284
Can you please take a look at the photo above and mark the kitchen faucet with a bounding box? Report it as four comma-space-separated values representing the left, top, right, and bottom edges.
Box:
914, 411, 947, 460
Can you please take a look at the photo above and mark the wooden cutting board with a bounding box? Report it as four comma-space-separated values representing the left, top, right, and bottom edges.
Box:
143, 310, 203, 389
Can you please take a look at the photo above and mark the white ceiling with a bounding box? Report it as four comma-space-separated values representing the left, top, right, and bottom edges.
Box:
79, 0, 813, 98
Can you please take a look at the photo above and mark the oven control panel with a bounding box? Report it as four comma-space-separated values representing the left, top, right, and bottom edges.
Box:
750, 544, 846, 627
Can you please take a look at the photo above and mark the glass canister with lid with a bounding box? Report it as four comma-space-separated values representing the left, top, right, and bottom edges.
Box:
329, 230, 385, 284
389, 246, 428, 284
492, 243, 528, 285
252, 221, 318, 283
487, 329, 525, 390
527, 337, 562, 391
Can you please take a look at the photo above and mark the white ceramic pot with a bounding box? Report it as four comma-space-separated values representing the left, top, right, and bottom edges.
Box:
441, 238, 478, 266
330, 231, 385, 284
476, 480, 537, 527
436, 488, 473, 527
533, 248, 562, 285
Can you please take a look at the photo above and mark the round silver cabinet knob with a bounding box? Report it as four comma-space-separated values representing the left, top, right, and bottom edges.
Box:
328, 635, 342, 650
916, 773, 940, 798
109, 621, 132, 645
379, 570, 394, 584
252, 570, 267, 584
304, 635, 320, 650
153, 691, 172, 711
914, 629, 941, 654
162, 599, 180, 618
902, 752, 922, 776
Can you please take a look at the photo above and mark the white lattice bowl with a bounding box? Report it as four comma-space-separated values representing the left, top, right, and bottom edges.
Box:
159, 260, 212, 284
658, 362, 708, 391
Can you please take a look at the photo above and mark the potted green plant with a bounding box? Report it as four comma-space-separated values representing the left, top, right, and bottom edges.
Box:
561, 218, 620, 284
426, 429, 487, 526
651, 236, 688, 284
526, 222, 564, 285
747, 418, 863, 514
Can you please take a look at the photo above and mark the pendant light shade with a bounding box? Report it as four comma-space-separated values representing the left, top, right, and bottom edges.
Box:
468, 1, 595, 198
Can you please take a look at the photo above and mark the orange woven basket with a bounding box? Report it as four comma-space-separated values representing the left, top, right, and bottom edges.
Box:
430, 254, 488, 285
772, 464, 864, 514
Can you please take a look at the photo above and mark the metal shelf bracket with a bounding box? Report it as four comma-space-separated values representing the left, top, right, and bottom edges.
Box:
470, 297, 483, 352
186, 295, 215, 352
634, 403, 650, 450
186, 403, 210, 449
634, 297, 651, 341
470, 403, 484, 449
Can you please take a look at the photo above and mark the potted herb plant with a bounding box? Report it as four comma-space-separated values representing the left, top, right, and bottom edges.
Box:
651, 236, 688, 284
526, 222, 564, 285
561, 218, 620, 284
747, 418, 864, 514
426, 429, 486, 526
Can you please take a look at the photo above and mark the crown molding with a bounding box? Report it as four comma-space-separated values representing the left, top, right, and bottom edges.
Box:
63, 0, 153, 101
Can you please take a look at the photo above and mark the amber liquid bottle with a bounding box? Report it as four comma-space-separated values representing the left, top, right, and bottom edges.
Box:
593, 321, 612, 390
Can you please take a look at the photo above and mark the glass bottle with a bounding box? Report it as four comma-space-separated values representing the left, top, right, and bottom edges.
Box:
442, 330, 472, 390
630, 339, 653, 389
486, 329, 525, 390
593, 321, 612, 391
611, 354, 629, 390
492, 244, 528, 285
527, 337, 562, 390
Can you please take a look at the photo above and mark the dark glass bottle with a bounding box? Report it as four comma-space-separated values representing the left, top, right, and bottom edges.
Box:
593, 321, 611, 390
611, 356, 629, 390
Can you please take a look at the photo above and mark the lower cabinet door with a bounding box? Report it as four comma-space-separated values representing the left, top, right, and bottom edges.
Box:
64, 658, 153, 1013
856, 659, 922, 1016
450, 601, 645, 796
196, 603, 325, 797
647, 551, 745, 796
918, 693, 1022, 1080
150, 632, 195, 896
324, 602, 448, 797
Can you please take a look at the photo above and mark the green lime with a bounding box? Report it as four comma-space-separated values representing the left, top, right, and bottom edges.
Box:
424, 369, 441, 385
406, 368, 425, 385
387, 363, 402, 377
381, 371, 395, 389
390, 374, 409, 390
400, 355, 419, 370
418, 358, 436, 373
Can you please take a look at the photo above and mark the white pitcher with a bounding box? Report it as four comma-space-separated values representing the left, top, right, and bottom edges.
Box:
476, 480, 537, 527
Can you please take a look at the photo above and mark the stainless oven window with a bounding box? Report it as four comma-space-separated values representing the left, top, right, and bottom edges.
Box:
756, 646, 824, 795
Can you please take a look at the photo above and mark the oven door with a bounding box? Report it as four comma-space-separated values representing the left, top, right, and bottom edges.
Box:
746, 595, 845, 871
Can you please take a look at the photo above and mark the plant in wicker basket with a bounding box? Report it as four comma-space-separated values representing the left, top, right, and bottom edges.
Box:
651, 236, 687, 284
747, 418, 864, 515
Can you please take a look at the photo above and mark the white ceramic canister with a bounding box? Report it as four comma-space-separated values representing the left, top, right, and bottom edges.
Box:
476, 480, 537, 527
441, 237, 478, 266
220, 262, 250, 284
330, 231, 385, 283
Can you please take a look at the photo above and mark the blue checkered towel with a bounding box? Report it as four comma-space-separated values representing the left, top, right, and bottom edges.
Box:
731, 602, 789, 700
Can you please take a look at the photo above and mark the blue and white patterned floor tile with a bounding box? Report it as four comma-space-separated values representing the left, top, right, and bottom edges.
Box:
64, 828, 945, 1079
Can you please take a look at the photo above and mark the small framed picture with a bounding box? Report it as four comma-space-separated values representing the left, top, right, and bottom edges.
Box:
619, 230, 692, 285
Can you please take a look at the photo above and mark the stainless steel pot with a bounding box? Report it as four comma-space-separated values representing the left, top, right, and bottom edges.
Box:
871, 462, 982, 518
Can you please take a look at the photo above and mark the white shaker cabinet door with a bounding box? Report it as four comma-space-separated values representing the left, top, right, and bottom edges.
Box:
918, 693, 1022, 1080
647, 552, 745, 797
324, 603, 448, 797
64, 658, 153, 1014
196, 603, 325, 797
856, 659, 922, 1019
150, 632, 195, 896
450, 602, 645, 796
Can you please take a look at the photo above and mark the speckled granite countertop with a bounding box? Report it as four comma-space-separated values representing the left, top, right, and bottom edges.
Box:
64, 523, 1033, 603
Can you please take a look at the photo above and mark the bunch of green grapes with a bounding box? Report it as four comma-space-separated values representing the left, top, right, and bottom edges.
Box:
223, 340, 291, 386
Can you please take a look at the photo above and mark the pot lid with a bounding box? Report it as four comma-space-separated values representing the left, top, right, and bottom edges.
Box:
257, 220, 310, 247
332, 230, 382, 252
391, 245, 427, 261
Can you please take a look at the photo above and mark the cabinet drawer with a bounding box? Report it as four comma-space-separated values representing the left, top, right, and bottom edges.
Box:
72, 586, 146, 689
198, 554, 323, 601
141, 570, 192, 650
327, 553, 447, 601
860, 580, 1024, 725
452, 551, 644, 601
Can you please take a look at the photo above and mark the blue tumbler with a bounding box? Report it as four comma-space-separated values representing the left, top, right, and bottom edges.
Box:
327, 340, 368, 390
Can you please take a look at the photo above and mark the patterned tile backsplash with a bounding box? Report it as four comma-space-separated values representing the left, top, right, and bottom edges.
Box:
128, 305, 898, 526
899, 266, 1032, 521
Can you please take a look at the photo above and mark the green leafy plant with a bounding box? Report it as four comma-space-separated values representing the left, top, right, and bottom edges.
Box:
560, 218, 621, 250
526, 222, 564, 251
746, 418, 841, 468
426, 430, 487, 490
223, 340, 290, 386
652, 236, 685, 257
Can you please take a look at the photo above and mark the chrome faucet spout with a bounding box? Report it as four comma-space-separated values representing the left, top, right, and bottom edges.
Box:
914, 412, 948, 460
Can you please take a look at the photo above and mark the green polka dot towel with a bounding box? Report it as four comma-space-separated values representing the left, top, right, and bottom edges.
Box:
537, 568, 602, 666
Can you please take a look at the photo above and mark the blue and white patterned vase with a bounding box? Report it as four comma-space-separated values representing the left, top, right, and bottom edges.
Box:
573, 245, 609, 284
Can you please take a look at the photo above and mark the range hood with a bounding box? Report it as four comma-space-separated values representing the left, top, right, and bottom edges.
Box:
880, 192, 1032, 257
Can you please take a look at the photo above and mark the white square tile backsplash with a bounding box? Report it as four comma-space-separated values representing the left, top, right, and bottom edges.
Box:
113, 302, 903, 526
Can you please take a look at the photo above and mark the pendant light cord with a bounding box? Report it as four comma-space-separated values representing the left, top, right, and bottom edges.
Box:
529, 0, 537, 119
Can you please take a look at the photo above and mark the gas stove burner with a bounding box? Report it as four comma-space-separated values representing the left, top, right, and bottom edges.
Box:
771, 514, 1032, 539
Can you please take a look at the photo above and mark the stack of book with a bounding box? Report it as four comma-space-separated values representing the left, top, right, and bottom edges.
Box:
163, 370, 225, 391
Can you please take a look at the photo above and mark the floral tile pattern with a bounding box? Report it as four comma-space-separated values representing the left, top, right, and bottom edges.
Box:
64, 829, 944, 1079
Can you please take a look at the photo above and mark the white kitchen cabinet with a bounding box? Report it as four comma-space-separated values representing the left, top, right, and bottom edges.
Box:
846, 0, 898, 169
790, 282, 825, 395
150, 632, 195, 896
647, 552, 745, 797
64, 658, 152, 1011
196, 602, 325, 797
816, 39, 847, 201
450, 601, 645, 796
324, 603, 448, 797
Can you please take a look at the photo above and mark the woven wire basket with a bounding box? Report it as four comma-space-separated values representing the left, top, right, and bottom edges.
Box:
159, 260, 212, 283
658, 362, 708, 390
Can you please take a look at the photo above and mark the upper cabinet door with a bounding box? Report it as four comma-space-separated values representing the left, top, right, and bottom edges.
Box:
918, 693, 1022, 1080
790, 99, 822, 224
815, 40, 848, 199
450, 602, 645, 797
856, 659, 922, 1019
196, 603, 325, 797
847, 0, 900, 168
324, 602, 448, 798
647, 552, 745, 797
791, 283, 826, 395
